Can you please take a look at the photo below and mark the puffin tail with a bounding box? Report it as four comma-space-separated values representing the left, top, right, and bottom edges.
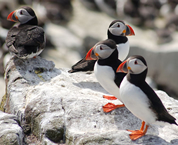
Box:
159, 113, 178, 126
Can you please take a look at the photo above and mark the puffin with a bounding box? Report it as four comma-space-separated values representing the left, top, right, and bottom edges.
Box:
85, 39, 126, 112
69, 20, 135, 73
116, 55, 177, 140
6, 6, 46, 59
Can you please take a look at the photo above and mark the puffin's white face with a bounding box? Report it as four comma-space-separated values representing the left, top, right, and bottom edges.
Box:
108, 22, 126, 36
15, 8, 34, 24
94, 43, 115, 59
127, 58, 147, 74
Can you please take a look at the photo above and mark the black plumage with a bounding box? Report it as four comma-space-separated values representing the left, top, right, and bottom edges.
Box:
85, 39, 126, 112
140, 82, 177, 124
69, 20, 133, 73
68, 59, 95, 73
117, 55, 177, 140
6, 6, 45, 59
98, 48, 126, 88
127, 56, 177, 125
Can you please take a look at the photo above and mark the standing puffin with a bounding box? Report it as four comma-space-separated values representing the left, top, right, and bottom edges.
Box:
69, 20, 135, 73
6, 6, 46, 59
85, 39, 126, 112
116, 55, 177, 140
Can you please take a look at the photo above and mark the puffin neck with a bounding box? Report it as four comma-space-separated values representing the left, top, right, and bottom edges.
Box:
98, 49, 118, 66
107, 31, 128, 44
127, 69, 148, 86
20, 17, 38, 26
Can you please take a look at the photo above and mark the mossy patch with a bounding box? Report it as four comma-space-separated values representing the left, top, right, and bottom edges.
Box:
34, 68, 45, 82
45, 128, 64, 143
0, 94, 6, 112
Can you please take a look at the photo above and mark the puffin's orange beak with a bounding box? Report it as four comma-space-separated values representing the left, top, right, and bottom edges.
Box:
7, 10, 18, 22
85, 47, 98, 60
116, 60, 128, 73
125, 25, 135, 36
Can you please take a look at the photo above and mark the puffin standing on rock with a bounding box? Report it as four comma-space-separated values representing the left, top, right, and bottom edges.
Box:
6, 6, 46, 59
116, 55, 177, 140
69, 20, 135, 73
85, 39, 126, 112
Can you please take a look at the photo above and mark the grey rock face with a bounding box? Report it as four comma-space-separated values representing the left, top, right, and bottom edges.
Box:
3, 56, 178, 144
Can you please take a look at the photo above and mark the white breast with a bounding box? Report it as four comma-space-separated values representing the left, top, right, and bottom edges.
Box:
94, 62, 121, 101
117, 41, 129, 61
120, 77, 157, 125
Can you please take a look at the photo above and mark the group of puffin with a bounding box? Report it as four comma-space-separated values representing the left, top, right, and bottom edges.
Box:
6, 6, 177, 141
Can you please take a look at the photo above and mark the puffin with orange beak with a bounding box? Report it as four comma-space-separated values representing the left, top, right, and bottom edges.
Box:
116, 55, 177, 140
70, 20, 135, 110
69, 20, 135, 73
6, 6, 45, 59
85, 39, 126, 112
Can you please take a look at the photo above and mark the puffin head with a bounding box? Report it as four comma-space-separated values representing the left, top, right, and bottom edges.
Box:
7, 6, 38, 25
108, 20, 135, 36
116, 55, 147, 74
85, 39, 117, 60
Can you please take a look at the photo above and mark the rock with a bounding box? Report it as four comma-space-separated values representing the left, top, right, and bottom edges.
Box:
0, 111, 23, 145
43, 23, 82, 68
32, 0, 73, 25
156, 28, 173, 44
81, 35, 100, 56
80, 0, 100, 11
2, 56, 178, 144
94, 0, 117, 17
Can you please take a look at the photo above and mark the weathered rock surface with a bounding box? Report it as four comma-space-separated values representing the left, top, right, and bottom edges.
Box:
0, 111, 23, 145
1, 56, 178, 144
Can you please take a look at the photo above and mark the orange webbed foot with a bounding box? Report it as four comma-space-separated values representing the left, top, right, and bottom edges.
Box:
102, 103, 125, 113
103, 95, 117, 100
127, 129, 140, 134
127, 130, 146, 140
127, 122, 149, 141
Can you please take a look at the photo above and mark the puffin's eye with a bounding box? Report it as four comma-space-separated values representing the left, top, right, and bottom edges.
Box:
134, 60, 138, 64
117, 24, 120, 27
20, 10, 23, 15
100, 46, 103, 50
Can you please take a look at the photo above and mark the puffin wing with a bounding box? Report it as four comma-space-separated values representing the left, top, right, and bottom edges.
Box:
69, 57, 96, 73
6, 26, 45, 54
24, 26, 45, 47
140, 82, 177, 124
6, 27, 19, 53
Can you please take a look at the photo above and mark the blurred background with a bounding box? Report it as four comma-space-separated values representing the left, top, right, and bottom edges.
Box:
1, 0, 178, 101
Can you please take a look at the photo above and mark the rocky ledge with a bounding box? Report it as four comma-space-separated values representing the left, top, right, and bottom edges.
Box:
1, 56, 178, 145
